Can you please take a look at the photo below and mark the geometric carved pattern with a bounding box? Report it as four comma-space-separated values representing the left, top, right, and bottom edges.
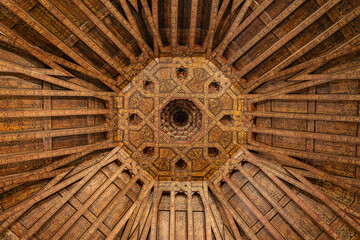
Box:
118, 57, 247, 180
160, 98, 203, 142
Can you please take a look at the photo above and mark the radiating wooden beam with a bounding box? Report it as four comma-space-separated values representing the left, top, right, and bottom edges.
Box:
149, 187, 162, 240
1, 0, 96, 71
266, 170, 340, 239
251, 127, 360, 144
199, 185, 223, 239
186, 186, 194, 240
52, 164, 127, 239
0, 108, 109, 118
80, 175, 141, 239
207, 181, 259, 240
169, 189, 176, 240
37, 0, 128, 78
246, 110, 360, 122
232, 0, 341, 75
245, 42, 360, 95
0, 126, 111, 142
243, 147, 360, 192
236, 164, 313, 240
0, 24, 72, 76
140, 0, 163, 53
224, 176, 286, 240
224, 0, 304, 66
107, 179, 156, 239
170, 0, 179, 49
0, 171, 69, 235
247, 140, 359, 165
245, 6, 360, 93
0, 88, 114, 98
71, 0, 136, 61
99, 0, 152, 55
204, 0, 220, 55
242, 93, 360, 101
288, 169, 360, 234
0, 167, 73, 191
212, 0, 274, 58
0, 141, 115, 186
0, 24, 121, 92
0, 140, 116, 165
248, 74, 360, 103
0, 59, 92, 91
188, 0, 199, 49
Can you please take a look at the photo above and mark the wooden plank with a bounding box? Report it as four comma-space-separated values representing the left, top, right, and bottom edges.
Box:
1, 0, 96, 71
99, 0, 152, 55
51, 164, 127, 239
149, 187, 162, 240
71, 0, 136, 61
246, 111, 360, 122
107, 179, 156, 239
233, 0, 342, 76
288, 169, 360, 234
0, 140, 116, 165
169, 190, 176, 240
224, 176, 286, 240
0, 108, 109, 118
212, 0, 274, 58
225, 0, 305, 66
79, 174, 141, 239
0, 24, 121, 93
36, 0, 128, 77
243, 93, 360, 101
251, 127, 360, 144
247, 140, 360, 165
170, 0, 178, 48
188, 0, 199, 49
186, 187, 194, 240
0, 126, 110, 142
245, 6, 360, 93
204, 0, 220, 55
207, 181, 259, 240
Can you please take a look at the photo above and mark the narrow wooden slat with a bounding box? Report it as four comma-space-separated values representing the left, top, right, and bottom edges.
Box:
288, 169, 360, 234
247, 140, 359, 165
0, 108, 109, 118
204, 0, 220, 54
169, 189, 176, 240
0, 140, 116, 165
0, 126, 110, 142
224, 176, 286, 240
99, 0, 152, 55
224, 0, 306, 65
245, 6, 360, 93
1, 0, 96, 71
188, 0, 199, 49
251, 127, 360, 144
106, 179, 156, 240
207, 181, 259, 240
52, 164, 127, 239
212, 0, 274, 58
243, 93, 360, 101
170, 0, 178, 48
232, 0, 341, 75
186, 187, 194, 240
80, 174, 141, 239
246, 111, 360, 123
71, 0, 136, 61
0, 24, 121, 92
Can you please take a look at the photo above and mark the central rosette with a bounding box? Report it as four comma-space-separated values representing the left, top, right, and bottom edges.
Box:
160, 99, 202, 142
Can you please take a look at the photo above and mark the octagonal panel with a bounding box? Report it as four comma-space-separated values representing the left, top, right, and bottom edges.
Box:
117, 57, 247, 181
160, 99, 203, 142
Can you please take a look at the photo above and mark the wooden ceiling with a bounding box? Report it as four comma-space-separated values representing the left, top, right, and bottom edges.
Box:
0, 0, 359, 239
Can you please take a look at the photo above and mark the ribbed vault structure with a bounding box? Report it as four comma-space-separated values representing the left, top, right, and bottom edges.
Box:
0, 0, 359, 239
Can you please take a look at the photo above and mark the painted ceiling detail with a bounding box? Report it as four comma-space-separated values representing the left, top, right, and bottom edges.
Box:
0, 0, 359, 239
117, 57, 246, 181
